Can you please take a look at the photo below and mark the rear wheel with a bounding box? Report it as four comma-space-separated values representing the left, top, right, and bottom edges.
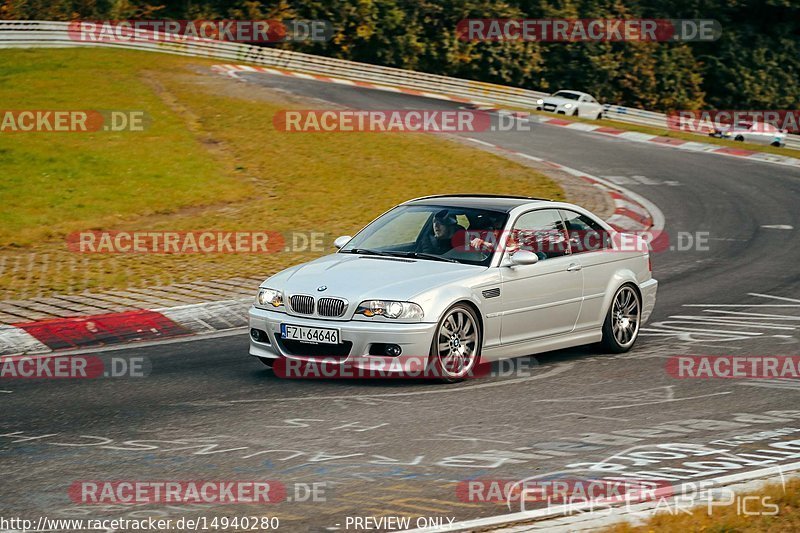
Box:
429, 304, 481, 382
601, 284, 641, 353
596, 112, 603, 120
771, 141, 782, 147
735, 135, 745, 142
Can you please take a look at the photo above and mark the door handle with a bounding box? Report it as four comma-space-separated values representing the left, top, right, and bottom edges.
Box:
567, 263, 582, 272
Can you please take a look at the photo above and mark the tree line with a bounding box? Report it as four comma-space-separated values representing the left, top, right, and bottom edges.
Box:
3, 0, 797, 111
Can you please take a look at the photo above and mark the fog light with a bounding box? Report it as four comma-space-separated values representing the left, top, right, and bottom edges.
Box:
385, 344, 402, 357
250, 328, 269, 343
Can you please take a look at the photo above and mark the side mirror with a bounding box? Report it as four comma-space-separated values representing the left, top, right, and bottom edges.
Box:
333, 235, 352, 249
509, 249, 539, 266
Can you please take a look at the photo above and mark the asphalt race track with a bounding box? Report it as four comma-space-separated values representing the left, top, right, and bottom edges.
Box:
2, 73, 800, 532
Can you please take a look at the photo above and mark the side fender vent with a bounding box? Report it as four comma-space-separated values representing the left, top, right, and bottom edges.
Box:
482, 288, 501, 299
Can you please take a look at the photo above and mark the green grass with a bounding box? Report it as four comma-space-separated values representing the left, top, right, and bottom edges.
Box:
0, 48, 563, 299
0, 49, 250, 247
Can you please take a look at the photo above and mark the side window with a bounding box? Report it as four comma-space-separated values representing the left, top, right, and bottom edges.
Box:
560, 210, 612, 254
510, 209, 569, 260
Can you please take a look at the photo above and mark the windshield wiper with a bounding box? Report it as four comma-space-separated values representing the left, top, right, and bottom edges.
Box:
390, 251, 460, 263
345, 248, 393, 257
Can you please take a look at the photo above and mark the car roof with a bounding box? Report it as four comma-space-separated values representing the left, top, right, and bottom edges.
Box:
404, 194, 551, 213
553, 90, 585, 96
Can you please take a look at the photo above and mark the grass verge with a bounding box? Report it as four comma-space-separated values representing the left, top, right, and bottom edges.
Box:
0, 48, 562, 300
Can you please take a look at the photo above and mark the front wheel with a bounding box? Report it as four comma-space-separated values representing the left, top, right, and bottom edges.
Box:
429, 304, 481, 382
601, 284, 641, 353
734, 135, 745, 142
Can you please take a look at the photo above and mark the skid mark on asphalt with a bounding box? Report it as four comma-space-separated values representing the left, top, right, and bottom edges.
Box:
599, 391, 732, 410
738, 379, 800, 391
545, 412, 630, 421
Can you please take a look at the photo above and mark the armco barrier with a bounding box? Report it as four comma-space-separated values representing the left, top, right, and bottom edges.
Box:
1, 20, 798, 150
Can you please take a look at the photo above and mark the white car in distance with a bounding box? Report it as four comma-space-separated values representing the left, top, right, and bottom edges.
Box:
710, 121, 786, 147
540, 90, 604, 120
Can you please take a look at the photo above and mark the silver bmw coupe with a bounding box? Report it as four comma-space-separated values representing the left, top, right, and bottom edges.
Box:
249, 195, 658, 381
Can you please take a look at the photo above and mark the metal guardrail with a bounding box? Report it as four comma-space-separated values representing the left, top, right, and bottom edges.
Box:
1, 20, 798, 151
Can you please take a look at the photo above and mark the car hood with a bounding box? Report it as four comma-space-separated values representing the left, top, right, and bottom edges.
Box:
265, 253, 485, 302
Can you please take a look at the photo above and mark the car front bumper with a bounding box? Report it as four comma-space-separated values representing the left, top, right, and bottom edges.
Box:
248, 306, 438, 368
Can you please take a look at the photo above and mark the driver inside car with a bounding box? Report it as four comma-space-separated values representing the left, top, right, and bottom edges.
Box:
419, 210, 464, 255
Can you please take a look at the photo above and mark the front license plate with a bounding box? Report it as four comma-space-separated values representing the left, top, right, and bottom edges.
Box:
281, 324, 341, 344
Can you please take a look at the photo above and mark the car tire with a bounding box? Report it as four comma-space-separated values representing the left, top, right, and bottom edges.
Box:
258, 357, 276, 368
429, 303, 482, 383
596, 112, 603, 120
600, 284, 641, 353
735, 135, 744, 142
572, 109, 579, 117
771, 141, 781, 147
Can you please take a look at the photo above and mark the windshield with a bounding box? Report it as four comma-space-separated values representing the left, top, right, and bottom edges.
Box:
552, 91, 581, 100
340, 204, 509, 266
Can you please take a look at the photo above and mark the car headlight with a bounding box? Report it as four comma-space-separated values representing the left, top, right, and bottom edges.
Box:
355, 300, 424, 320
255, 288, 284, 309
563, 103, 573, 109
535, 98, 543, 105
